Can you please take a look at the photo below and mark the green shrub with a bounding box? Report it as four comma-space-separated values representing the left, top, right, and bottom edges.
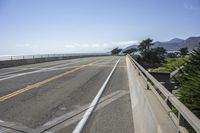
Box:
153, 57, 187, 72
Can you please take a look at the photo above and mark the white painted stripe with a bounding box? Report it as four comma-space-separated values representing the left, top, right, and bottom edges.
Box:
0, 128, 10, 133
72, 58, 120, 133
0, 59, 88, 81
0, 69, 32, 76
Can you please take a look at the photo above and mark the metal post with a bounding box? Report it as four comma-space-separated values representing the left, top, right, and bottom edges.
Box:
138, 70, 140, 76
146, 79, 150, 90
178, 112, 185, 133
165, 97, 173, 109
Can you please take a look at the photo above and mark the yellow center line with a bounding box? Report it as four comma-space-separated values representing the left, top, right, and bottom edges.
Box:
0, 59, 100, 102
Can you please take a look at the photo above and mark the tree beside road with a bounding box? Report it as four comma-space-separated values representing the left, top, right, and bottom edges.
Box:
136, 38, 166, 68
111, 48, 122, 55
123, 48, 138, 54
174, 48, 200, 119
179, 47, 188, 56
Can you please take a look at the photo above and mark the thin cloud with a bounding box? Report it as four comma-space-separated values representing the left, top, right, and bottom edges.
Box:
194, 34, 200, 37
111, 40, 139, 48
64, 40, 139, 53
15, 43, 39, 49
16, 43, 31, 47
112, 40, 138, 45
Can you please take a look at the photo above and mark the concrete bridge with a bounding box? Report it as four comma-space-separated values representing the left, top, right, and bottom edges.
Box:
0, 55, 199, 133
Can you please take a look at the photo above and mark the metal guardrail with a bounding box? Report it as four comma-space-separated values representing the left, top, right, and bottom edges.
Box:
0, 53, 109, 61
127, 55, 200, 133
170, 65, 184, 78
0, 54, 70, 61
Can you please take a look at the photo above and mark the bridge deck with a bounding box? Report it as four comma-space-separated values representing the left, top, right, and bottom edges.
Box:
0, 56, 134, 133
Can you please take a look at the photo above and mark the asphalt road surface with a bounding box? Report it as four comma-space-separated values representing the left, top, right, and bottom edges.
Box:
0, 56, 134, 133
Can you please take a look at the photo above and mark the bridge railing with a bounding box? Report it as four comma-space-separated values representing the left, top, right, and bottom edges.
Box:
127, 55, 200, 133
0, 53, 109, 61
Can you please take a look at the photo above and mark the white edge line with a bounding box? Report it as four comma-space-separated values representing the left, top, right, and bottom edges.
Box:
0, 60, 86, 81
72, 58, 120, 133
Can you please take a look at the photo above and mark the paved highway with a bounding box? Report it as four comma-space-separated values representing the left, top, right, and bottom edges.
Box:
0, 56, 134, 133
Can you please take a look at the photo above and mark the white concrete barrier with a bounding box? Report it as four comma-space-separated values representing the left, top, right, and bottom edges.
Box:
126, 56, 177, 133
126, 54, 200, 133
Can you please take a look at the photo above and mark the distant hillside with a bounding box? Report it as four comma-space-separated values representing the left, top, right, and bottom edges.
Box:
154, 37, 200, 51
124, 36, 200, 51
122, 44, 138, 52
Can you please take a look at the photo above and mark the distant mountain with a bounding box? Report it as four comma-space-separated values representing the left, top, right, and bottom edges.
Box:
153, 38, 184, 51
167, 38, 184, 43
183, 37, 200, 50
124, 36, 200, 51
153, 37, 200, 51
122, 44, 138, 52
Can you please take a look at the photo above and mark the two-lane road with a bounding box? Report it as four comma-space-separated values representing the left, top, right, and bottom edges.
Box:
0, 56, 134, 133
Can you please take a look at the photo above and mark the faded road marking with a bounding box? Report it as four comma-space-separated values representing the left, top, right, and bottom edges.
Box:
38, 90, 129, 132
0, 60, 99, 102
0, 59, 86, 81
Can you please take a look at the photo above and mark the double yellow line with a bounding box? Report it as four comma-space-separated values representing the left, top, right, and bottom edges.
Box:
0, 60, 99, 102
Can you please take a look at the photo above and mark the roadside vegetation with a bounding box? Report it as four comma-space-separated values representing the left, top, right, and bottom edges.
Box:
152, 57, 188, 72
153, 47, 189, 72
123, 48, 137, 54
111, 47, 122, 55
180, 47, 189, 56
111, 38, 191, 72
113, 38, 200, 132
136, 39, 199, 132
174, 48, 200, 119
172, 48, 200, 132
134, 38, 167, 68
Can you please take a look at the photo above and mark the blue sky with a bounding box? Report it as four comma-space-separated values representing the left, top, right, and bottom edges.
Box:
0, 0, 200, 55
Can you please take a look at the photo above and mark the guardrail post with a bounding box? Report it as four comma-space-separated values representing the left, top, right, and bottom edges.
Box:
146, 83, 149, 90
165, 97, 173, 109
11, 56, 13, 60
146, 79, 150, 90
138, 69, 141, 76
178, 112, 185, 132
